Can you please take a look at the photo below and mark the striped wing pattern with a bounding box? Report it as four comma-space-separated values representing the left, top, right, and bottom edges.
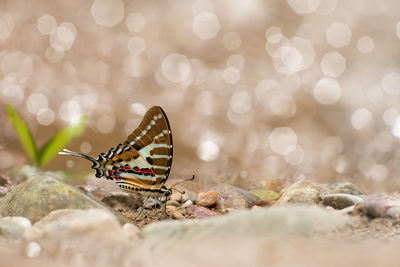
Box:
93, 106, 173, 193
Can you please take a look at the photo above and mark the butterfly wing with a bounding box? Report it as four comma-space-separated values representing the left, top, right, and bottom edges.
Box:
98, 106, 173, 192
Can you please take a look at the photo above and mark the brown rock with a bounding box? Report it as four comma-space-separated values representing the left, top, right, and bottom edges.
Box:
212, 184, 260, 210
196, 190, 217, 207
186, 205, 219, 219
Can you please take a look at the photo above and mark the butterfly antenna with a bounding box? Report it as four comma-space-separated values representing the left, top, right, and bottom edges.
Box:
58, 148, 97, 163
170, 175, 195, 194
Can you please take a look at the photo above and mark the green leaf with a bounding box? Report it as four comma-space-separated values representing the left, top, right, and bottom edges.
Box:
6, 105, 39, 165
38, 115, 88, 167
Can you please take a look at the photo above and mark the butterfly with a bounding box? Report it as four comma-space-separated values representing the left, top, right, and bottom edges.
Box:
59, 106, 193, 198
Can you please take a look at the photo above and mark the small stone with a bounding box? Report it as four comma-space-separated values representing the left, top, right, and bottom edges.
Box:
251, 205, 262, 211
122, 223, 140, 239
212, 184, 260, 210
324, 181, 363, 195
166, 206, 185, 220
186, 205, 219, 219
166, 200, 181, 207
143, 198, 159, 209
0, 216, 32, 239
322, 193, 364, 210
181, 190, 197, 203
363, 193, 400, 218
277, 180, 326, 205
182, 200, 193, 208
387, 206, 400, 218
170, 192, 182, 202
250, 189, 280, 203
197, 190, 217, 207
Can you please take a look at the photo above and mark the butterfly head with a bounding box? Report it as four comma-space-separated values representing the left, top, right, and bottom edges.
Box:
160, 185, 172, 197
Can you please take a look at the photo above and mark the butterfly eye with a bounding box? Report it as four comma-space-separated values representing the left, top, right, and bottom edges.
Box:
163, 189, 172, 197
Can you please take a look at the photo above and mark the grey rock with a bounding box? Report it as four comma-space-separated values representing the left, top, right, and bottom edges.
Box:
0, 174, 126, 223
140, 205, 353, 240
323, 181, 363, 195
277, 180, 327, 205
28, 209, 123, 239
363, 193, 400, 218
0, 216, 31, 239
322, 193, 364, 209
212, 184, 260, 210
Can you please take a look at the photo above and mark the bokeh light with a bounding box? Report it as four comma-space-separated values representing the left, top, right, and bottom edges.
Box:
320, 51, 346, 77
161, 53, 191, 83
1, 0, 400, 192
125, 13, 145, 32
91, 0, 124, 27
197, 140, 219, 161
268, 127, 297, 155
192, 12, 221, 40
313, 77, 341, 105
326, 23, 352, 48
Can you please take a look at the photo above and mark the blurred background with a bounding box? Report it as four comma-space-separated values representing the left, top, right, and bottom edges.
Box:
1, 0, 400, 192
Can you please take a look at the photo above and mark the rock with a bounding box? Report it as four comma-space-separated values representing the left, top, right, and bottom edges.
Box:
0, 216, 31, 239
29, 209, 123, 239
323, 181, 363, 195
181, 190, 196, 203
166, 206, 185, 220
170, 192, 182, 203
387, 206, 400, 218
322, 193, 364, 210
196, 190, 217, 207
140, 205, 353, 240
143, 198, 159, 209
212, 184, 260, 210
362, 193, 400, 218
166, 200, 181, 207
0, 174, 125, 223
102, 192, 142, 211
122, 223, 140, 239
186, 205, 219, 219
277, 180, 326, 205
250, 189, 280, 203
182, 200, 193, 208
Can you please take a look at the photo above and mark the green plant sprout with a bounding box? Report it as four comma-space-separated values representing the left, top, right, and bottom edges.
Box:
6, 105, 87, 168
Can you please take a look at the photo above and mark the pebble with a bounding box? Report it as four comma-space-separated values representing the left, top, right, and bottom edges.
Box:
0, 216, 32, 239
323, 181, 363, 195
363, 193, 400, 218
196, 190, 217, 208
212, 184, 259, 210
181, 200, 193, 208
166, 206, 185, 220
166, 200, 181, 207
322, 193, 364, 210
250, 189, 280, 205
277, 180, 326, 205
186, 205, 219, 219
143, 198, 159, 209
